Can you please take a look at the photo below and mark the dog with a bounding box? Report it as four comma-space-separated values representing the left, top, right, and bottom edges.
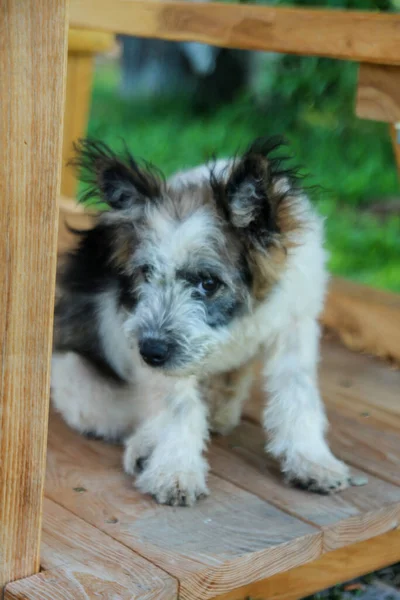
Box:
52, 136, 361, 506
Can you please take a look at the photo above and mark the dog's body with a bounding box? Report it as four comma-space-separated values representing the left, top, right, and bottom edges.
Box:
52, 137, 355, 506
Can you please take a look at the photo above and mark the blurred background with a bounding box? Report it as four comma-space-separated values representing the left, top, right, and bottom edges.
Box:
84, 0, 400, 292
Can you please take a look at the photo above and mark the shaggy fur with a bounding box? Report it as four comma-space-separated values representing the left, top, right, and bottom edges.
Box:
52, 136, 362, 506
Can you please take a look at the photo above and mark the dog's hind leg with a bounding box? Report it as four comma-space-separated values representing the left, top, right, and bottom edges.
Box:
262, 317, 359, 494
51, 351, 138, 441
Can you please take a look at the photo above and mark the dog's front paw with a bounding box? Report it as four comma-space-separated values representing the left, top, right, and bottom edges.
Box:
124, 430, 209, 506
135, 456, 209, 506
283, 453, 366, 495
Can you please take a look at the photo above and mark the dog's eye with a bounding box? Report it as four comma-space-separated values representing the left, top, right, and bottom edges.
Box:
198, 276, 221, 296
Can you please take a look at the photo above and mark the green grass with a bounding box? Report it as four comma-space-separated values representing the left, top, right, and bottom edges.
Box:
86, 60, 400, 292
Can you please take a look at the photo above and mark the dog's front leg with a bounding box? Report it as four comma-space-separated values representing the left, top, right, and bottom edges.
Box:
263, 317, 353, 494
124, 377, 209, 506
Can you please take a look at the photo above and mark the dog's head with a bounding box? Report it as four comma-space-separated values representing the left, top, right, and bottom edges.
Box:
70, 138, 305, 374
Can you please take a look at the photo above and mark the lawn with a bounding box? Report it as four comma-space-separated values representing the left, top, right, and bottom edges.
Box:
86, 58, 400, 292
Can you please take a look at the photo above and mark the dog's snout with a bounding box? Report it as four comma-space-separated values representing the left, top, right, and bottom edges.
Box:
139, 338, 170, 366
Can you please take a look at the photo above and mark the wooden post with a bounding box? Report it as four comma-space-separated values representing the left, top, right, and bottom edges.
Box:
356, 63, 400, 180
389, 123, 400, 176
0, 0, 68, 588
62, 29, 114, 197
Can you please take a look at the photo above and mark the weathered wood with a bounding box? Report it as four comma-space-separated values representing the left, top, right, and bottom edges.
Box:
322, 277, 400, 365
211, 421, 400, 551
213, 528, 400, 600
0, 0, 68, 587
45, 413, 321, 600
356, 63, 400, 123
69, 0, 400, 65
45, 498, 177, 598
4, 497, 177, 599
5, 566, 175, 600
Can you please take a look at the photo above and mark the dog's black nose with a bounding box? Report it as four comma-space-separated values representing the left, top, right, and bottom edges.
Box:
139, 339, 170, 366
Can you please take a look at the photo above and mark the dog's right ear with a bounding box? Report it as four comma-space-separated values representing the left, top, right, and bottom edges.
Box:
71, 138, 163, 210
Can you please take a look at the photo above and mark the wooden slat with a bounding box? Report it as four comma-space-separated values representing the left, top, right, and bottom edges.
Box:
5, 565, 175, 600
0, 0, 68, 587
322, 277, 400, 366
68, 28, 114, 54
210, 422, 400, 552
69, 0, 400, 65
44, 498, 177, 598
5, 497, 178, 598
320, 339, 400, 417
45, 413, 321, 600
356, 63, 400, 123
214, 528, 400, 600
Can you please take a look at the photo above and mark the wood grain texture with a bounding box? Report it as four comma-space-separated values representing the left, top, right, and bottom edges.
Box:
5, 565, 175, 600
69, 0, 400, 65
210, 421, 400, 552
356, 63, 400, 123
4, 497, 177, 599
0, 0, 68, 587
45, 413, 321, 600
43, 498, 176, 599
214, 528, 400, 600
321, 277, 400, 365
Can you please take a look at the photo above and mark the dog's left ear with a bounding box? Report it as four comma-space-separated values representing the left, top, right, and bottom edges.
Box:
71, 138, 163, 211
215, 137, 295, 246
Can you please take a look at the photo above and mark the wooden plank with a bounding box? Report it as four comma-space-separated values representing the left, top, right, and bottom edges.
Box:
0, 0, 68, 587
321, 277, 400, 366
45, 413, 321, 600
69, 0, 400, 65
320, 338, 400, 417
213, 528, 400, 600
4, 497, 177, 599
356, 63, 400, 123
44, 498, 177, 598
5, 565, 175, 600
211, 420, 400, 552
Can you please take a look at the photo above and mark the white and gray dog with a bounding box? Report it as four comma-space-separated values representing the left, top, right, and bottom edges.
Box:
52, 137, 361, 506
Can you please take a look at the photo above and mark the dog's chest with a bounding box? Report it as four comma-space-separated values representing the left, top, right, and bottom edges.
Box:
206, 300, 278, 374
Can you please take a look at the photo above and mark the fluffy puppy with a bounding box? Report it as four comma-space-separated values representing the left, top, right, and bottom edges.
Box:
52, 137, 359, 506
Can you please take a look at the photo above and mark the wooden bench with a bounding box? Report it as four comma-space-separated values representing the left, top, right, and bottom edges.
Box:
1, 2, 400, 599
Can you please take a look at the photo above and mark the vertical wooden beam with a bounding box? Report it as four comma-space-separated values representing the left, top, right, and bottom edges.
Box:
0, 0, 68, 588
61, 30, 114, 198
61, 52, 94, 197
356, 63, 400, 180
389, 124, 400, 179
